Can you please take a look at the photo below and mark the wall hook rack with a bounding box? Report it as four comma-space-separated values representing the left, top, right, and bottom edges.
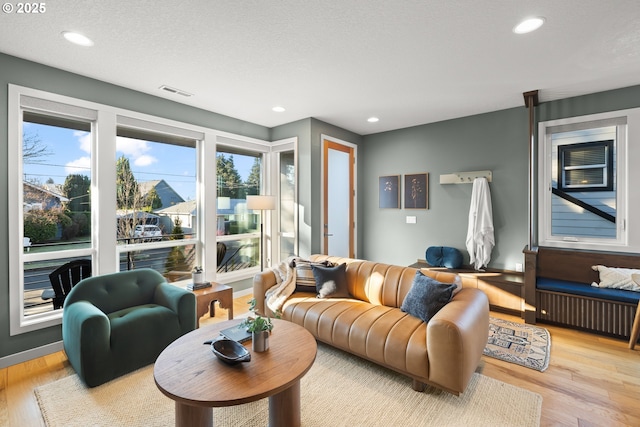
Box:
439, 170, 492, 184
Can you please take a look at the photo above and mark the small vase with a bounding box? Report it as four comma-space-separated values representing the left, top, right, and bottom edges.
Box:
252, 330, 269, 352
192, 272, 204, 284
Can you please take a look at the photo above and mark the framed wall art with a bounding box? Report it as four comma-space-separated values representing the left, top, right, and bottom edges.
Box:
379, 175, 400, 209
404, 173, 428, 209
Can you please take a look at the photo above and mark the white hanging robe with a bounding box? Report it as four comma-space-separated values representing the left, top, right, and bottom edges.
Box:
466, 177, 495, 270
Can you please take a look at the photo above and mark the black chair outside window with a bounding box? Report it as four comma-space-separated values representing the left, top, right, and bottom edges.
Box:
43, 259, 92, 309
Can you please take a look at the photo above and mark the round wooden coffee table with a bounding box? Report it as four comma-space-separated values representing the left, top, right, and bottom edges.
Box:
154, 319, 317, 427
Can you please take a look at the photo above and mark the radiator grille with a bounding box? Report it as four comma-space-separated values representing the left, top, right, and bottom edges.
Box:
536, 290, 636, 338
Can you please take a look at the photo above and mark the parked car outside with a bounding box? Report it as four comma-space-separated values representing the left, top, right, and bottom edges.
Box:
133, 225, 163, 241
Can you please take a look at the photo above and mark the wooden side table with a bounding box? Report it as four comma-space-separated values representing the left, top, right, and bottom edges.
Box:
192, 282, 233, 327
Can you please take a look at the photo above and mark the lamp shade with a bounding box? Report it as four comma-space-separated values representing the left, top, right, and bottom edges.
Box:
246, 195, 276, 211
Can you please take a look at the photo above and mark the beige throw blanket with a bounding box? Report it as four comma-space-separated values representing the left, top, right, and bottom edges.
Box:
265, 257, 297, 313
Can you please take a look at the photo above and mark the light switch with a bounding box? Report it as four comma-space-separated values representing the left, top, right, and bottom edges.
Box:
406, 216, 417, 224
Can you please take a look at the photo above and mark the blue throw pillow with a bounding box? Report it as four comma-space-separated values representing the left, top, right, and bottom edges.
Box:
425, 246, 463, 269
400, 271, 457, 322
312, 263, 350, 298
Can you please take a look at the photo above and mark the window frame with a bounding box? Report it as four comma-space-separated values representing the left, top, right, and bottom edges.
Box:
537, 109, 637, 251
557, 140, 613, 192
8, 85, 279, 335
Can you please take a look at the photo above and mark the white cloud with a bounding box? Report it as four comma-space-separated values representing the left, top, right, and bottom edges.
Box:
74, 131, 91, 154
117, 136, 150, 157
66, 156, 91, 175
134, 154, 157, 167
116, 136, 157, 167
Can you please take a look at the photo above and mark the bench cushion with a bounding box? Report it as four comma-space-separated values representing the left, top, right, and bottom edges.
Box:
537, 277, 640, 304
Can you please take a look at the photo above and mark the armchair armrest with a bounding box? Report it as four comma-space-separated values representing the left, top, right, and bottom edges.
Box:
154, 282, 196, 334
62, 301, 111, 383
426, 288, 489, 394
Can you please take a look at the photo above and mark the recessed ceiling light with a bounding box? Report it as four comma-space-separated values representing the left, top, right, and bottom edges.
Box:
272, 106, 286, 113
513, 17, 545, 34
367, 117, 379, 123
62, 31, 94, 47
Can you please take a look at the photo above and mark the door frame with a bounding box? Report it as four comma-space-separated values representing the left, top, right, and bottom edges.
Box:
321, 135, 357, 258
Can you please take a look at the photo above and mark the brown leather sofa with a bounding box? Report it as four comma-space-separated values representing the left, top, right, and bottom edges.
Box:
253, 255, 490, 395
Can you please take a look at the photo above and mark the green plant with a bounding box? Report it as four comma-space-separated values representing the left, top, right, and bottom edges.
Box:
242, 298, 280, 333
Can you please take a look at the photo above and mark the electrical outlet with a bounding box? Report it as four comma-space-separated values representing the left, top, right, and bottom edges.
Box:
406, 216, 416, 224
515, 263, 523, 272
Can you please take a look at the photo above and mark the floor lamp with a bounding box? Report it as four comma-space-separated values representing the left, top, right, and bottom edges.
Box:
246, 195, 276, 271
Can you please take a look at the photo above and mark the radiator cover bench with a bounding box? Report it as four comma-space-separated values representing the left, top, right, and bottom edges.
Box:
524, 247, 640, 340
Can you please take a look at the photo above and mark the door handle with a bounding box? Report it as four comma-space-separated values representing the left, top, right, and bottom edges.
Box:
324, 233, 334, 237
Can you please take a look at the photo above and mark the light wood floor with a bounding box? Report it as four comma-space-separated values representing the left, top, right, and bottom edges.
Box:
1, 297, 638, 426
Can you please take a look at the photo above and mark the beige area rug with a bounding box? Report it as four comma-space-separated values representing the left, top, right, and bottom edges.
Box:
484, 317, 551, 372
36, 344, 542, 427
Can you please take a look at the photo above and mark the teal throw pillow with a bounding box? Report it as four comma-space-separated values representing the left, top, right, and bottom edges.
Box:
400, 270, 456, 322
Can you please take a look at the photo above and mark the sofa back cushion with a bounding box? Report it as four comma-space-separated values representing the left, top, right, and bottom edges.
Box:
309, 255, 459, 308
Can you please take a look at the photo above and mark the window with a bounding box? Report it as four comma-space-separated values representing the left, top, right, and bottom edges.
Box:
114, 125, 198, 280
9, 85, 285, 335
538, 110, 635, 250
215, 149, 262, 274
271, 139, 297, 264
21, 115, 94, 318
558, 140, 613, 192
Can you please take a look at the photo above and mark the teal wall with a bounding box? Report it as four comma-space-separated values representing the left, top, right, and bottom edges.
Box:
271, 118, 363, 258
360, 84, 640, 269
0, 53, 270, 360
361, 108, 529, 269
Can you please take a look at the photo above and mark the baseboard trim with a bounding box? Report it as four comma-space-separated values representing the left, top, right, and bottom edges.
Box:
0, 340, 64, 369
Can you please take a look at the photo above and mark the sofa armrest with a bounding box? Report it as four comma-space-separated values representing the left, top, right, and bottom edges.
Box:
426, 288, 489, 394
154, 283, 196, 334
252, 270, 278, 316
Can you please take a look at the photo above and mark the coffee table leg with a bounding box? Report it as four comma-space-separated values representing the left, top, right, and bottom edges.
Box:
175, 402, 213, 427
268, 380, 300, 427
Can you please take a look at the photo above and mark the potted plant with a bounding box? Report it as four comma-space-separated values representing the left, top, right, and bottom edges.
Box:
192, 266, 204, 284
242, 299, 277, 352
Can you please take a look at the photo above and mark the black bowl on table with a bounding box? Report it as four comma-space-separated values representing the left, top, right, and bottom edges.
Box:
211, 338, 251, 364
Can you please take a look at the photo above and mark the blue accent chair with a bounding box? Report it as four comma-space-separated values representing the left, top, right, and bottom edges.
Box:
62, 268, 196, 387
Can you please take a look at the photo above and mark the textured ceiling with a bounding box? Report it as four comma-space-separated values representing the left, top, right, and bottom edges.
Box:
1, 1, 640, 135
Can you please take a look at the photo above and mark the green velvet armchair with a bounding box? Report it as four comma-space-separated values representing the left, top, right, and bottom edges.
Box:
62, 268, 196, 387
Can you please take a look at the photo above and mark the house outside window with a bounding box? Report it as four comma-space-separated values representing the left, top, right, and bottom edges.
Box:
558, 140, 613, 192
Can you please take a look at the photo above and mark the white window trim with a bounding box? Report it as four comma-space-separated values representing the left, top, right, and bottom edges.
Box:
270, 137, 298, 265
537, 108, 640, 252
9, 84, 277, 335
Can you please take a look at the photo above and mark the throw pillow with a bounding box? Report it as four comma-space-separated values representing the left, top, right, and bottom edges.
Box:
294, 258, 334, 293
425, 246, 463, 269
591, 265, 640, 292
312, 263, 350, 298
401, 271, 457, 322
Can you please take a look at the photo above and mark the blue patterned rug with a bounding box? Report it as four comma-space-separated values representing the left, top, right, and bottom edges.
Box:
484, 317, 551, 372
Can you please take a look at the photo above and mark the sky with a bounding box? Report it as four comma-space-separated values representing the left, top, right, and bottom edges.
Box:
22, 122, 255, 201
